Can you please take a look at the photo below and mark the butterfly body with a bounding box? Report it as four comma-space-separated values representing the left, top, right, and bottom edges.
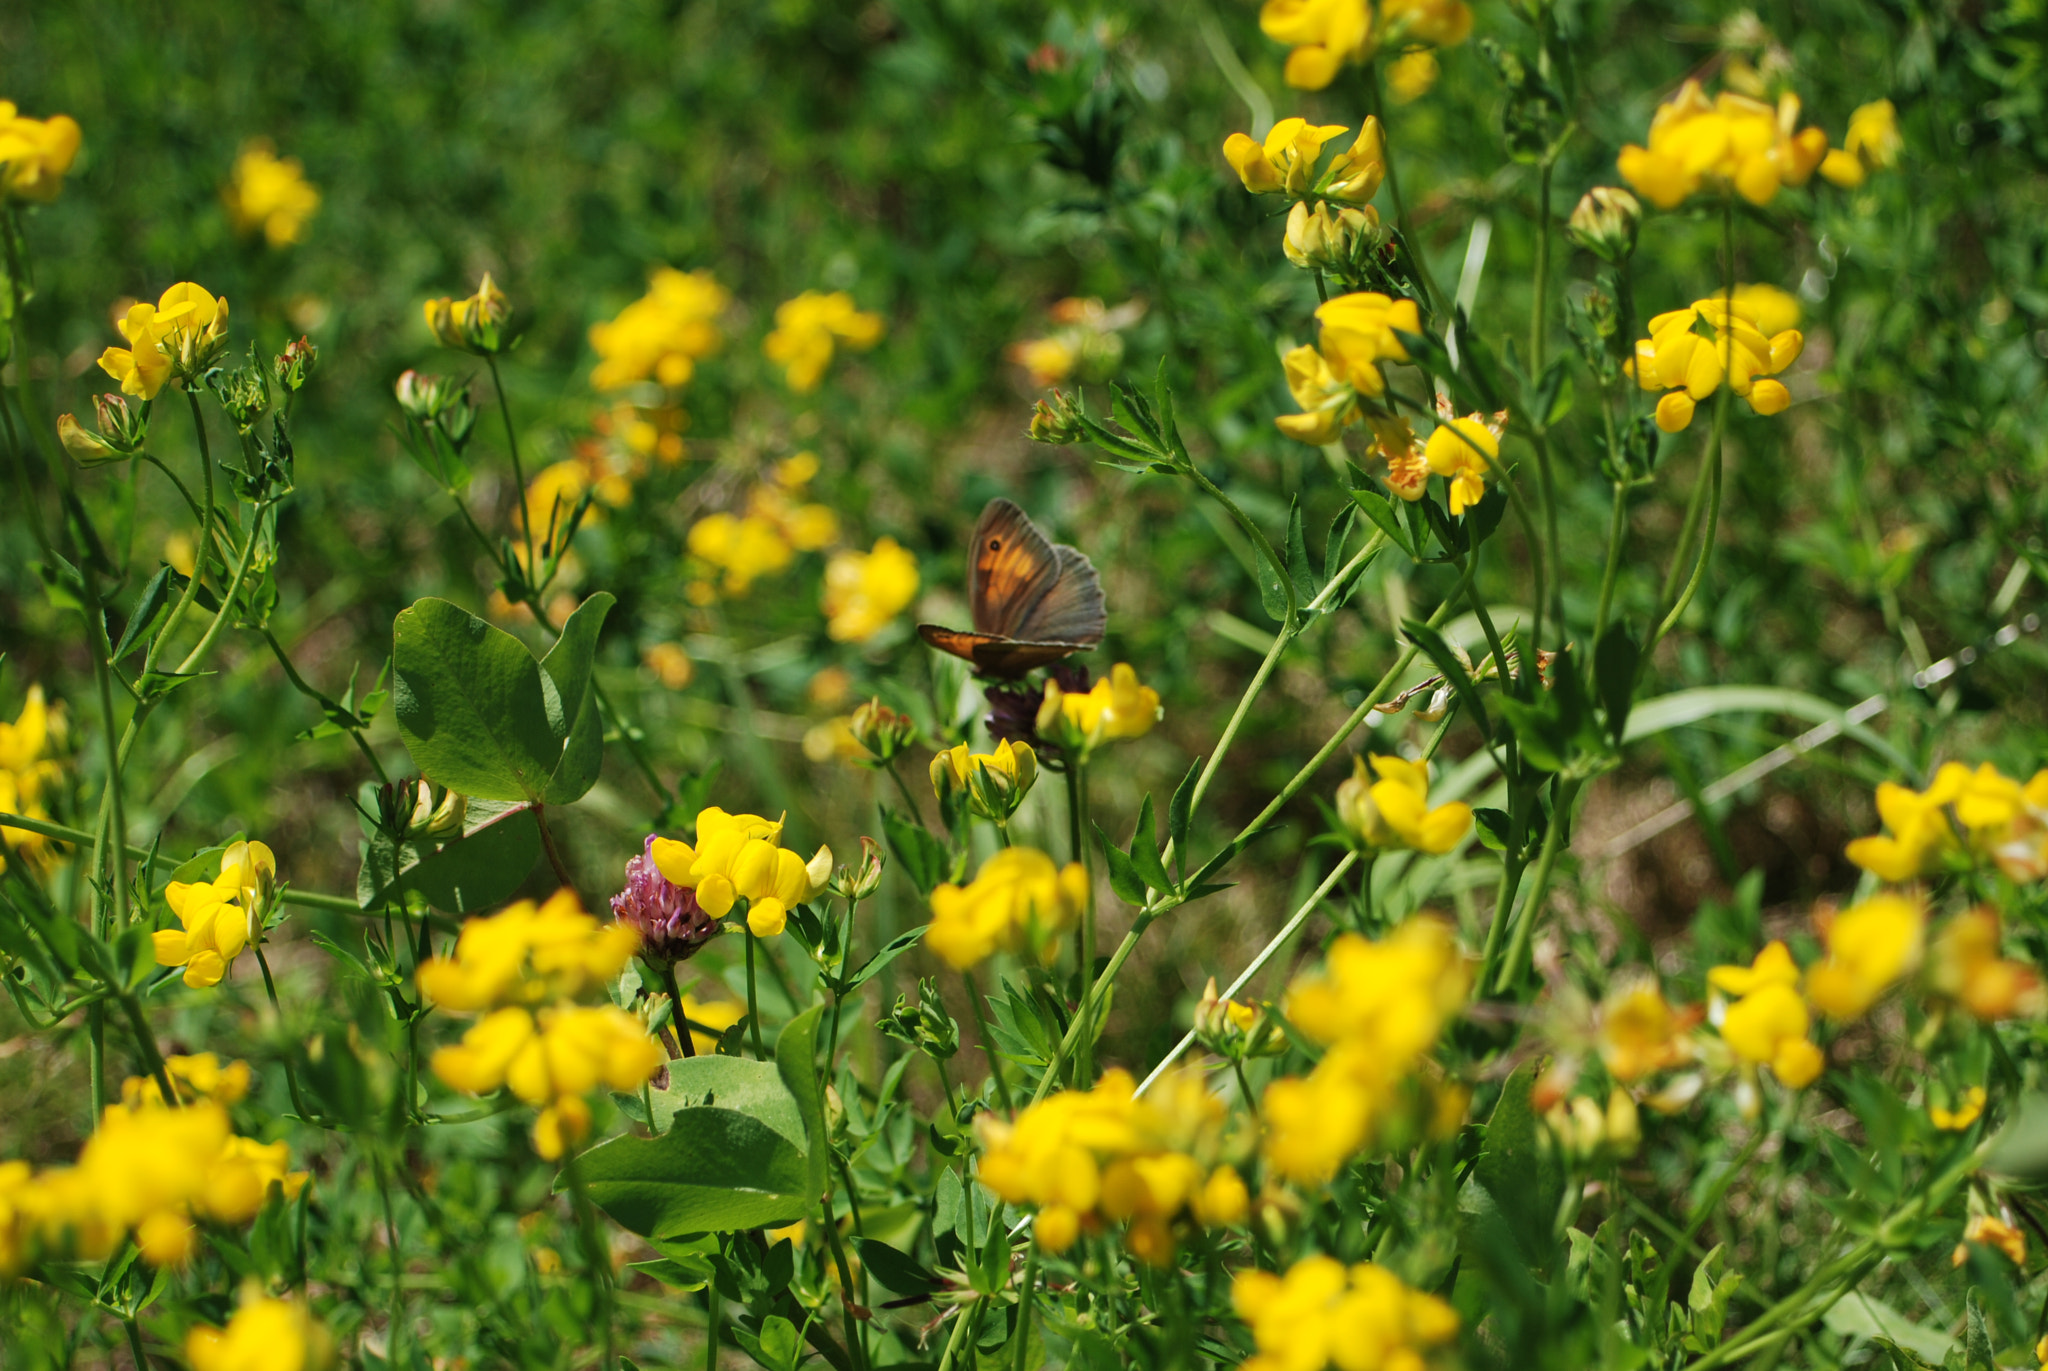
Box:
917, 499, 1106, 679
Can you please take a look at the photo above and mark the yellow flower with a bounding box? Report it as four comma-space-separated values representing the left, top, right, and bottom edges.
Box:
1632, 294, 1804, 432
589, 267, 728, 391
1946, 762, 2048, 883
1258, 0, 1470, 91
1715, 977, 1823, 1089
430, 1003, 663, 1158
975, 1068, 1235, 1262
1038, 664, 1162, 752
1008, 336, 1078, 387
648, 807, 831, 938
1844, 766, 1968, 881
1222, 117, 1350, 195
643, 642, 695, 690
0, 685, 66, 877
415, 889, 641, 1012
1385, 49, 1440, 103
98, 283, 232, 400
152, 840, 278, 988
688, 512, 794, 595
1266, 919, 1469, 1182
1931, 908, 2045, 1022
1804, 893, 1925, 1019
121, 1053, 253, 1109
930, 739, 1039, 822
1596, 977, 1694, 1083
1275, 343, 1359, 445
1730, 282, 1801, 336
423, 273, 513, 355
1616, 81, 1829, 209
0, 101, 83, 202
1334, 754, 1473, 854
223, 140, 320, 247
186, 1292, 334, 1371
1930, 1087, 1986, 1132
1283, 200, 1380, 272
763, 291, 885, 393
823, 537, 920, 642
1422, 414, 1503, 515
1232, 1255, 1459, 1371
1707, 939, 1801, 997
1821, 99, 1901, 188
1955, 1215, 2027, 1268
926, 846, 1088, 971
1315, 291, 1420, 397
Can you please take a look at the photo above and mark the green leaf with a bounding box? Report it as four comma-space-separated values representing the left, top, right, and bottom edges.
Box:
1401, 618, 1491, 741
1349, 488, 1415, 559
777, 1004, 828, 1204
1285, 497, 1317, 606
1126, 794, 1172, 894
632, 1054, 807, 1144
1323, 503, 1359, 587
576, 1107, 810, 1237
1621, 685, 1911, 774
1252, 537, 1289, 624
1823, 1292, 1954, 1364
1472, 807, 1514, 853
1167, 759, 1199, 879
390, 593, 615, 803
1963, 1290, 1993, 1371
842, 923, 930, 994
113, 566, 172, 662
1094, 823, 1147, 906
1471, 1060, 1566, 1272
1593, 625, 1640, 744
1985, 1095, 2048, 1181
855, 1238, 942, 1298
880, 803, 948, 896
355, 799, 541, 912
1498, 694, 1566, 772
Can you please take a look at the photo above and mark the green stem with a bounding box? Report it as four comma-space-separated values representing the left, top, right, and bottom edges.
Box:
1593, 480, 1628, 637
485, 355, 536, 582
1067, 761, 1096, 1087
377, 1157, 406, 1368
253, 942, 318, 1122
703, 1289, 720, 1371
1531, 157, 1553, 375
658, 960, 697, 1057
145, 393, 219, 679
745, 932, 768, 1060
124, 1317, 151, 1370
885, 761, 933, 834
1489, 777, 1579, 994
821, 1196, 870, 1371
1010, 1247, 1039, 1371
563, 1152, 618, 1371
1362, 63, 1446, 314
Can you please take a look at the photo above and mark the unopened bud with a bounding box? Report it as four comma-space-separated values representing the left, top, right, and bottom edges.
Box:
58, 412, 122, 464
829, 836, 886, 901
848, 698, 917, 764
1283, 200, 1381, 273
1567, 187, 1642, 263
210, 353, 272, 433
1028, 390, 1084, 445
273, 336, 319, 393
880, 978, 960, 1061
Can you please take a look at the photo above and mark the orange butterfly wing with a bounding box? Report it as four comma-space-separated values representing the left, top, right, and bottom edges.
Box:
917, 499, 1107, 680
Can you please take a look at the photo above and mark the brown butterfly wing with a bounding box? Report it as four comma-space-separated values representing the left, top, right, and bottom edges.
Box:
917, 625, 1001, 662
1012, 544, 1106, 648
969, 499, 1064, 638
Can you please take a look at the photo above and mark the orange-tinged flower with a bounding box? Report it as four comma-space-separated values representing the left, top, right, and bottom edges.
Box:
1804, 893, 1924, 1019
1932, 908, 2045, 1021
1955, 1215, 2026, 1268
1334, 753, 1472, 854
1596, 977, 1694, 1082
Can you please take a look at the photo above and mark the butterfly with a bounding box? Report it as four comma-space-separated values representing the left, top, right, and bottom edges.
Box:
917, 498, 1107, 679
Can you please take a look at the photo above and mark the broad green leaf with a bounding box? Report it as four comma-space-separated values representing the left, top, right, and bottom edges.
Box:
390, 593, 615, 804
631, 1054, 806, 1144
576, 1106, 809, 1237
1471, 1060, 1565, 1272
355, 799, 540, 912
1621, 685, 1909, 773
1823, 1291, 1953, 1363
880, 803, 947, 896
777, 1004, 828, 1203
1094, 823, 1147, 906
1349, 488, 1415, 559
1126, 794, 1172, 894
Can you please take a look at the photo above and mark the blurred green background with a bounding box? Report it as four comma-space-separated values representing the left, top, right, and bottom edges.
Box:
4, 0, 2048, 1115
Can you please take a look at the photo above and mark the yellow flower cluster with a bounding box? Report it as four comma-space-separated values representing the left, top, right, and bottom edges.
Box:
98, 282, 232, 401
419, 890, 660, 1158
1256, 0, 1473, 92
0, 1087, 306, 1276
926, 846, 1088, 971
152, 840, 279, 989
1232, 1255, 1459, 1371
975, 1068, 1248, 1263
589, 267, 729, 392
188, 1291, 334, 1371
423, 273, 512, 355
1819, 99, 1902, 189
763, 290, 885, 393
122, 1052, 253, 1109
1931, 909, 2044, 1022
1262, 918, 1470, 1184
1632, 294, 1804, 433
1006, 297, 1145, 388
1276, 292, 1422, 445
1335, 754, 1473, 854
223, 140, 320, 247
0, 100, 82, 202
1224, 117, 1384, 203
648, 806, 832, 938
822, 537, 920, 642
685, 453, 839, 599
0, 686, 65, 876
1617, 82, 1829, 209
1846, 761, 2048, 885
930, 739, 1039, 822
1037, 663, 1162, 753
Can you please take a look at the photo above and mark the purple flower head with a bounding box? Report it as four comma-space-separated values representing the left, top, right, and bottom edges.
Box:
611, 835, 720, 964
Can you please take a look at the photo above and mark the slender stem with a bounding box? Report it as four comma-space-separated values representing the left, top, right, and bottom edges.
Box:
885, 761, 932, 833
1531, 157, 1553, 374
114, 989, 178, 1107
171, 501, 267, 677
703, 1288, 720, 1371
962, 968, 1014, 1114
125, 1318, 151, 1370
563, 1153, 618, 1371
146, 394, 219, 678
1362, 63, 1446, 313
745, 932, 768, 1060
1489, 777, 1579, 994
1010, 1247, 1039, 1371
1067, 761, 1096, 1086
534, 805, 575, 890
253, 942, 317, 1121
377, 1157, 406, 1368
820, 1197, 870, 1371
88, 1007, 106, 1131
658, 961, 696, 1058
485, 355, 536, 581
